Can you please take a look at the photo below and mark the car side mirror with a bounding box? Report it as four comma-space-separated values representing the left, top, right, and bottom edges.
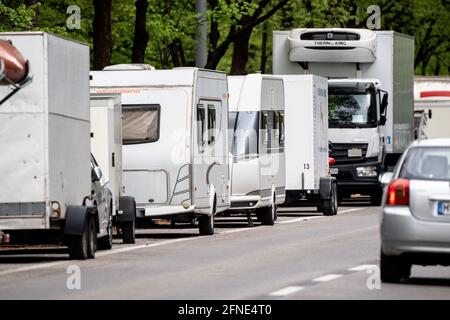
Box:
379, 172, 393, 185
92, 166, 102, 182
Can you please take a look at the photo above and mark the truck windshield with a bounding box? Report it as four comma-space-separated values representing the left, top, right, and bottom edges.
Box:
231, 111, 259, 156
328, 88, 377, 128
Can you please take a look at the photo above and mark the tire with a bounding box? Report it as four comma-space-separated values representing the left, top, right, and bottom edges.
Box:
199, 215, 214, 235
370, 187, 384, 206
119, 196, 136, 244
322, 182, 338, 216
98, 211, 113, 250
87, 217, 97, 259
122, 220, 136, 244
67, 220, 89, 260
380, 251, 411, 283
257, 203, 275, 226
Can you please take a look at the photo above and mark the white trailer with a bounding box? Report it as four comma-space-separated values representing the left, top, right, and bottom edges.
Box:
0, 32, 107, 259
273, 28, 414, 205
414, 77, 450, 139
90, 94, 137, 245
227, 74, 286, 225
282, 75, 337, 215
90, 66, 230, 235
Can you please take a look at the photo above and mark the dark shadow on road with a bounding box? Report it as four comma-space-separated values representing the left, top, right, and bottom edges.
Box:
403, 277, 450, 287
135, 232, 199, 239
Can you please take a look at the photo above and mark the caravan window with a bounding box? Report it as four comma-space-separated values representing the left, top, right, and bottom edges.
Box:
232, 111, 259, 156
122, 105, 160, 144
278, 111, 285, 149
228, 112, 237, 152
197, 104, 207, 149
261, 111, 270, 154
208, 105, 216, 145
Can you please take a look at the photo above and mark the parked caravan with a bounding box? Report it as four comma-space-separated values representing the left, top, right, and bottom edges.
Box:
282, 75, 338, 215
414, 77, 450, 139
90, 94, 137, 245
227, 74, 286, 225
90, 66, 230, 235
273, 29, 414, 205
0, 32, 109, 260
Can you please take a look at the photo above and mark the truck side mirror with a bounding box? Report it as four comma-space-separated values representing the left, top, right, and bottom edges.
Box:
92, 166, 103, 182
379, 91, 388, 126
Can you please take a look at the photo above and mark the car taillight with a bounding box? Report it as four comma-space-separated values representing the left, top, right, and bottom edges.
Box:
387, 178, 410, 206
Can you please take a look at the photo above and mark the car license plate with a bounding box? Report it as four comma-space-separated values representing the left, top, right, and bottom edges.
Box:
437, 202, 450, 215
348, 148, 362, 157
330, 168, 339, 175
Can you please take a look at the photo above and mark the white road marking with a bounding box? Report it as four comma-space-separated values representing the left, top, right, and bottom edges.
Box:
220, 227, 256, 234
313, 274, 343, 282
269, 286, 304, 297
277, 216, 323, 224
0, 260, 67, 277
338, 208, 368, 214
348, 264, 377, 272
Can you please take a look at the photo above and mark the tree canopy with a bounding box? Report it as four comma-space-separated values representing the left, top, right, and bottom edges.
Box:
0, 0, 448, 75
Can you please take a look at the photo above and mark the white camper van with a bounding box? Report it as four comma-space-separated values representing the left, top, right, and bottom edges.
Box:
414, 77, 450, 139
282, 75, 338, 215
227, 74, 286, 225
90, 66, 230, 235
273, 29, 414, 205
90, 94, 137, 245
0, 32, 109, 260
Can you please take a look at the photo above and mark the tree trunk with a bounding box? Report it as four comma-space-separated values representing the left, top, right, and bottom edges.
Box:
132, 0, 150, 63
92, 0, 113, 70
260, 23, 268, 74
230, 27, 252, 75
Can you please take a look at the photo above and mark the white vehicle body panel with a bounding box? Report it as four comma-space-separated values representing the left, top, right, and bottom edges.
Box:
0, 32, 90, 230
90, 68, 230, 217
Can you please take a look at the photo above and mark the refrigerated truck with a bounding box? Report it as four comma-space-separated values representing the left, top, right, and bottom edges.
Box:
90, 66, 230, 235
227, 74, 286, 225
414, 77, 450, 139
0, 32, 109, 259
281, 75, 337, 215
90, 94, 137, 245
273, 28, 414, 205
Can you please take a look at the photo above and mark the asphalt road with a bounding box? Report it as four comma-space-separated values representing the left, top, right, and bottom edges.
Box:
1, 203, 450, 300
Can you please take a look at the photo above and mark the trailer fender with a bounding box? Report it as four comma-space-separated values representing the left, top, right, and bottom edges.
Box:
319, 177, 336, 201
64, 206, 94, 236
118, 196, 136, 223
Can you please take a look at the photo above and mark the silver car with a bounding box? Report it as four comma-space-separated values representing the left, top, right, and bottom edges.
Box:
380, 138, 450, 283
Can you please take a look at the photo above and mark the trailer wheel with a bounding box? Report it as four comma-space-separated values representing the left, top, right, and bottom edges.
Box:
119, 196, 136, 244
257, 203, 275, 226
199, 198, 216, 236
322, 182, 338, 216
87, 216, 97, 259
98, 209, 113, 250
67, 221, 89, 260
380, 251, 411, 283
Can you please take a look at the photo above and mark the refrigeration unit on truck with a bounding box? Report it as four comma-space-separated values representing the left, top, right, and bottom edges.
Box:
90, 94, 137, 245
281, 75, 337, 215
414, 76, 450, 139
273, 28, 414, 205
90, 66, 230, 235
0, 32, 110, 259
227, 74, 286, 225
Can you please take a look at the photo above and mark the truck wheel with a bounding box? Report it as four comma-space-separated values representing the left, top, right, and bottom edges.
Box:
370, 187, 384, 206
257, 204, 275, 226
322, 182, 338, 216
98, 211, 113, 250
199, 215, 214, 235
122, 221, 136, 244
87, 217, 97, 259
380, 251, 411, 283
67, 221, 89, 260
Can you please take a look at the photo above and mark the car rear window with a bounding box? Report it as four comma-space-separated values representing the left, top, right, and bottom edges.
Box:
399, 147, 450, 181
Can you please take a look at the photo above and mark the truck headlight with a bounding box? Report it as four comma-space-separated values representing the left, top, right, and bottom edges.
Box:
356, 166, 378, 177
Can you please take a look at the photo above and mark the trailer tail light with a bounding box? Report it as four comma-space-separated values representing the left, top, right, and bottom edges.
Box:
387, 178, 410, 206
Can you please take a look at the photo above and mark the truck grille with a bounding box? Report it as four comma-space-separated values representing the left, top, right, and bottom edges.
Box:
330, 143, 368, 164
300, 32, 360, 41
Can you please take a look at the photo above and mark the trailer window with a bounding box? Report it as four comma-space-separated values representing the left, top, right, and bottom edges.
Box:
122, 105, 160, 144
278, 111, 285, 148
208, 105, 216, 145
229, 112, 237, 152
197, 104, 207, 150
232, 111, 259, 157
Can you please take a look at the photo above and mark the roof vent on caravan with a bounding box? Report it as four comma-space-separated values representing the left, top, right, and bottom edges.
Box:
103, 64, 156, 71
287, 28, 377, 63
